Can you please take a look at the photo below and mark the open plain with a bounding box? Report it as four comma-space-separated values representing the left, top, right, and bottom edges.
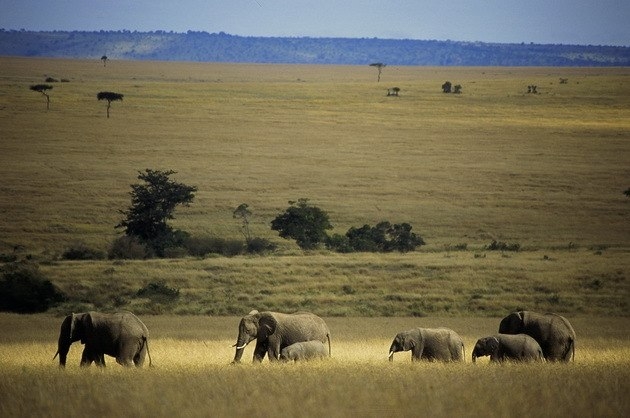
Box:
0, 57, 629, 416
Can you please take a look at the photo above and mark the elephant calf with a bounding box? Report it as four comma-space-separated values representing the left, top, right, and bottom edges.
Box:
280, 340, 329, 362
388, 327, 465, 362
472, 334, 544, 363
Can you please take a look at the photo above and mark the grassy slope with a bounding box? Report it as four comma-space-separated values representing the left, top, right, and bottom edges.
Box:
0, 58, 629, 317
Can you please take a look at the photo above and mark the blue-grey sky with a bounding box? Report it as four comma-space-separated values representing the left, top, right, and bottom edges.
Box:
1, 0, 628, 46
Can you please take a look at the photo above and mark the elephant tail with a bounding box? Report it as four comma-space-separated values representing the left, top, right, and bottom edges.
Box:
567, 337, 575, 362
143, 336, 153, 367
461, 342, 466, 362
327, 334, 332, 357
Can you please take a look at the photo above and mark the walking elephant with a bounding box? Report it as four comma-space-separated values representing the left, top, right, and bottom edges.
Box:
388, 327, 465, 362
54, 311, 152, 368
472, 334, 544, 363
280, 340, 329, 362
498, 310, 576, 362
232, 310, 331, 363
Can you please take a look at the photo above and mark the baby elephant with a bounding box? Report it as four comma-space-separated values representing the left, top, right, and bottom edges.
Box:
280, 340, 329, 362
388, 327, 465, 362
472, 334, 544, 363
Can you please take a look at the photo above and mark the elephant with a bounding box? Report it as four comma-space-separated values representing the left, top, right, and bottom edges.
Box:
472, 334, 544, 363
53, 311, 152, 368
280, 340, 329, 362
232, 310, 331, 363
388, 327, 465, 362
498, 310, 576, 362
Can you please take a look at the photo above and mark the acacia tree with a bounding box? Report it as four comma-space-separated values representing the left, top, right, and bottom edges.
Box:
271, 198, 332, 250
116, 169, 197, 256
97, 91, 123, 118
101, 55, 108, 67
30, 84, 53, 110
233, 203, 253, 244
369, 62, 386, 82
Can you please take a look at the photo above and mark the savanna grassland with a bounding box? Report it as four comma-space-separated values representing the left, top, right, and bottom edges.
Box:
0, 57, 629, 417
0, 315, 628, 417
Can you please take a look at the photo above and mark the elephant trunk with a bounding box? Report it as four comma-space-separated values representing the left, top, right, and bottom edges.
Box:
56, 316, 73, 367
471, 348, 479, 363
232, 333, 252, 363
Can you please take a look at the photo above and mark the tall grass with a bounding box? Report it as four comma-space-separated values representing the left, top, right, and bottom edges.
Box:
0, 315, 628, 417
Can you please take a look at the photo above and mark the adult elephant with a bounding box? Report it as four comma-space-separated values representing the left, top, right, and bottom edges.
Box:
472, 334, 544, 363
54, 311, 152, 368
498, 310, 576, 362
388, 328, 465, 362
232, 310, 331, 363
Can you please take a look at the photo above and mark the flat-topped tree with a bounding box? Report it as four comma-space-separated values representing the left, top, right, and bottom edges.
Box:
97, 91, 123, 118
369, 62, 386, 82
30, 84, 53, 110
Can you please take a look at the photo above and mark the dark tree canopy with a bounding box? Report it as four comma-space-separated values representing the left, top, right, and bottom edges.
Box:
116, 169, 197, 256
97, 91, 123, 101
271, 198, 332, 250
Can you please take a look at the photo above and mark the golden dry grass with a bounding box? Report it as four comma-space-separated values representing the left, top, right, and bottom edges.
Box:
0, 315, 628, 417
0, 58, 629, 254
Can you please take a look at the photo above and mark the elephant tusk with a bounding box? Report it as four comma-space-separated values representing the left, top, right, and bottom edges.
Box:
388, 351, 394, 358
235, 343, 248, 350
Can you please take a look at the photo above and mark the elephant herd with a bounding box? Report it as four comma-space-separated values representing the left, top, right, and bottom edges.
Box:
54, 309, 576, 368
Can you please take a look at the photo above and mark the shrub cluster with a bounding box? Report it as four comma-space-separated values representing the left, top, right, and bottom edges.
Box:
61, 241, 106, 260
485, 240, 521, 252
0, 262, 66, 313
326, 221, 425, 253
136, 281, 180, 303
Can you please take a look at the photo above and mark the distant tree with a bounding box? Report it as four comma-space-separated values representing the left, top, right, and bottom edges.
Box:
30, 84, 53, 110
453, 84, 462, 94
624, 188, 630, 198
116, 169, 197, 256
101, 55, 108, 66
271, 198, 332, 250
97, 91, 123, 118
387, 87, 400, 96
369, 62, 386, 82
441, 81, 452, 93
233, 203, 253, 244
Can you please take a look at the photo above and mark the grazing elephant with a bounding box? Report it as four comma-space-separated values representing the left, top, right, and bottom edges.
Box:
472, 334, 544, 363
280, 340, 329, 362
54, 311, 152, 368
388, 328, 465, 362
498, 310, 576, 362
232, 310, 331, 363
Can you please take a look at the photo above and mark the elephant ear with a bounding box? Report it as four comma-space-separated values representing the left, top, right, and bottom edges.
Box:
402, 336, 416, 351
76, 313, 93, 344
488, 336, 500, 353
258, 313, 277, 339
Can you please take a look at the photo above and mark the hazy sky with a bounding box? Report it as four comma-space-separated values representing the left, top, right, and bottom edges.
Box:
1, 0, 628, 46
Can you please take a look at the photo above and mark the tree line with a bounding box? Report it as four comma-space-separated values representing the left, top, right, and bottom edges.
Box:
1, 30, 628, 66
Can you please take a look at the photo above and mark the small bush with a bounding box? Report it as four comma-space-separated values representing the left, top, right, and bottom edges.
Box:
327, 221, 425, 253
136, 281, 180, 303
108, 235, 153, 259
0, 262, 66, 313
61, 241, 106, 260
182, 236, 244, 257
485, 240, 520, 252
246, 237, 277, 254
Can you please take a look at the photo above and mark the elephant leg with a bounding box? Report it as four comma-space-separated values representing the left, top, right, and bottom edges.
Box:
253, 340, 268, 362
81, 345, 94, 367
116, 340, 142, 367
134, 343, 147, 367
